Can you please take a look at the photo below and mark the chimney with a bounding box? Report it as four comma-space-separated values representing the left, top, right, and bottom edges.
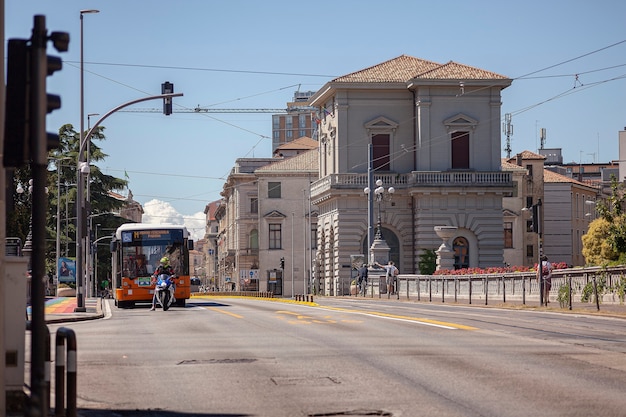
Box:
516, 154, 523, 166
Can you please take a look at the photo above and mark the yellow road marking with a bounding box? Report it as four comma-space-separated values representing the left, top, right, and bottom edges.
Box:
207, 307, 244, 319
319, 306, 477, 330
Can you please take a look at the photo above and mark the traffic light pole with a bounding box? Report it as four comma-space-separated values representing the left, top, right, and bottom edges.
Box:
75, 91, 183, 312
29, 15, 56, 416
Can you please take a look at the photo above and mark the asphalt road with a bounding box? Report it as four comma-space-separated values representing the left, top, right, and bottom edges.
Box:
37, 296, 626, 417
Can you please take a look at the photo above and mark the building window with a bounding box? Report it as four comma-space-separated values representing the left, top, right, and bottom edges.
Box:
269, 224, 282, 249
453, 237, 469, 269
249, 229, 259, 249
526, 196, 533, 208
372, 134, 390, 171
286, 130, 293, 139
526, 245, 534, 257
311, 223, 317, 250
504, 222, 513, 248
272, 115, 280, 130
273, 130, 280, 139
299, 129, 307, 138
268, 182, 281, 199
451, 131, 470, 169
250, 197, 258, 214
285, 116, 293, 129
526, 164, 533, 176
526, 220, 534, 233
299, 114, 307, 128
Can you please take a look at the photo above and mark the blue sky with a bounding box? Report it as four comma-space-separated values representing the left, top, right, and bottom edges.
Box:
7, 1, 626, 240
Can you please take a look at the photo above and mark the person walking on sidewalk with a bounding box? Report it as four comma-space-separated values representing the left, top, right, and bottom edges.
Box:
375, 260, 398, 298
356, 263, 368, 296
537, 255, 553, 306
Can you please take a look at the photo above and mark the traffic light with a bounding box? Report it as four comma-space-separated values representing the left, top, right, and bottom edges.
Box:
3, 17, 68, 168
280, 257, 285, 269
162, 81, 174, 115
4, 39, 30, 168
41, 30, 68, 153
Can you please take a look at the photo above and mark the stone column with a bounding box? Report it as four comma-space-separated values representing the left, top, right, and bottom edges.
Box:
435, 226, 457, 271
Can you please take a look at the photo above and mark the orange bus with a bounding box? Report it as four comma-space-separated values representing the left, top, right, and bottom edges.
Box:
110, 223, 194, 308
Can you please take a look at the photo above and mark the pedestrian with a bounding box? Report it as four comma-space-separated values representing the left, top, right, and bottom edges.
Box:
356, 263, 368, 296
537, 255, 553, 306
375, 260, 398, 298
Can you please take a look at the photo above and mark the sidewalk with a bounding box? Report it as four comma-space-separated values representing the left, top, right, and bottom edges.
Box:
343, 293, 626, 318
26, 297, 104, 324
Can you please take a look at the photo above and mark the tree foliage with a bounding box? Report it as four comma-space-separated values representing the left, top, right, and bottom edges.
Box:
582, 175, 626, 265
582, 218, 618, 265
6, 124, 129, 279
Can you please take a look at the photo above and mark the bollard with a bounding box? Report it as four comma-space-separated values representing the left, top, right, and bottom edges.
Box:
55, 327, 78, 417
469, 278, 473, 305
45, 327, 51, 411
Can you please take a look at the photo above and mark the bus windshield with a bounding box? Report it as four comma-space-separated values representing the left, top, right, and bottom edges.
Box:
120, 228, 188, 281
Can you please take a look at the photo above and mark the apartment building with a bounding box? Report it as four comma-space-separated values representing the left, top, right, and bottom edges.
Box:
271, 91, 316, 153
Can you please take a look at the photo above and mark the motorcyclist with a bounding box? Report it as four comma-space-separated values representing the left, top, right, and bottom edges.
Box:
150, 256, 177, 311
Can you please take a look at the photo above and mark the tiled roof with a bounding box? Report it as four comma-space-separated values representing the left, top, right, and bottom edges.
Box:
507, 150, 546, 162
256, 149, 318, 173
419, 61, 508, 80
333, 55, 441, 83
276, 136, 318, 151
544, 169, 588, 186
501, 159, 527, 170
332, 54, 508, 83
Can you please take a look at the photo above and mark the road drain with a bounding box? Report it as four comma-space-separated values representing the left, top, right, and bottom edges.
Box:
308, 410, 392, 416
177, 358, 257, 365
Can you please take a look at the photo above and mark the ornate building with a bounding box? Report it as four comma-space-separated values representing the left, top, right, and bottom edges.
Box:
309, 55, 513, 295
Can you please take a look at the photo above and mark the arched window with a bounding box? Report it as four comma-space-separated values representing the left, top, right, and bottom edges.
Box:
453, 237, 469, 269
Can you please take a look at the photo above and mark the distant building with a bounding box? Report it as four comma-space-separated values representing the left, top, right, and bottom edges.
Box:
203, 200, 221, 289
271, 91, 317, 152
108, 189, 143, 223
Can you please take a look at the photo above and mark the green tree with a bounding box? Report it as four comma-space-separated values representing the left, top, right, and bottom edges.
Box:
418, 249, 437, 275
7, 124, 130, 280
582, 217, 618, 265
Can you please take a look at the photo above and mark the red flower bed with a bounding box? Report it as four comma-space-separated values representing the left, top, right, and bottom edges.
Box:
433, 262, 567, 276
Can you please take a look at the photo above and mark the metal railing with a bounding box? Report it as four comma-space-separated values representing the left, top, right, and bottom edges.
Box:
349, 266, 626, 310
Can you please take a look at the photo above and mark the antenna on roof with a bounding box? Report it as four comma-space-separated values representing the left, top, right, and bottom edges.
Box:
540, 128, 546, 150
502, 113, 513, 158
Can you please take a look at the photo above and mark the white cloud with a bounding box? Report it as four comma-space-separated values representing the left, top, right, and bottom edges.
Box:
142, 199, 205, 242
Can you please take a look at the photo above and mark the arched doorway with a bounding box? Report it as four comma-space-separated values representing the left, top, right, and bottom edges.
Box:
361, 227, 400, 267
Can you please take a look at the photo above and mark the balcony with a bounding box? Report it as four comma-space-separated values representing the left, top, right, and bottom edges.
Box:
311, 171, 513, 196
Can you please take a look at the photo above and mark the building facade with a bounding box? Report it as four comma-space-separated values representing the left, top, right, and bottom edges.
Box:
543, 169, 600, 266
271, 91, 317, 153
308, 55, 513, 295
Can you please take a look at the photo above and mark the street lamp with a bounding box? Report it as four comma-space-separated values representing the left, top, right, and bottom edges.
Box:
76, 8, 99, 312
363, 179, 394, 261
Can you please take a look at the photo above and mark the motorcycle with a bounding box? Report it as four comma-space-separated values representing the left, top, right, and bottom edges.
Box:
154, 274, 176, 311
